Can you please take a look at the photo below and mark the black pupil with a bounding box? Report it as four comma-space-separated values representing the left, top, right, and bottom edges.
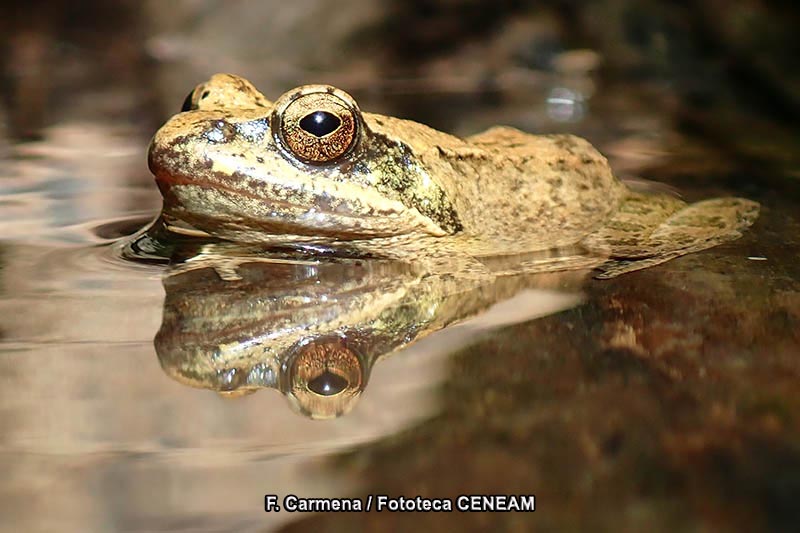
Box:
307, 370, 349, 396
299, 111, 341, 137
180, 90, 194, 112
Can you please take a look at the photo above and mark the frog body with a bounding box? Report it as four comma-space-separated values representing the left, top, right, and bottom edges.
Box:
146, 74, 758, 277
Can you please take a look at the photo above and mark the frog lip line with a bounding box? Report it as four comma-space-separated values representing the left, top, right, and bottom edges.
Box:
154, 170, 411, 226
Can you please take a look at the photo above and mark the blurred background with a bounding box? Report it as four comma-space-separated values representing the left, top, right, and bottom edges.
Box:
2, 0, 799, 175
1, 1, 799, 532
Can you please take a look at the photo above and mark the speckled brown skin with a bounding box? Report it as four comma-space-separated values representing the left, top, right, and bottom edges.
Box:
146, 74, 759, 277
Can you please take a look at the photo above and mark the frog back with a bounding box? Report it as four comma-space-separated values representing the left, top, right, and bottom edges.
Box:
420, 126, 628, 253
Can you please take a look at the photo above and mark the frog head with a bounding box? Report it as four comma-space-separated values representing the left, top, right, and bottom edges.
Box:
148, 74, 461, 243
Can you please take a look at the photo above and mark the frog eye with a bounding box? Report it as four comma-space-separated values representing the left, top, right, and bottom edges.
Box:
180, 86, 212, 112
181, 75, 269, 112
272, 86, 361, 164
180, 88, 207, 112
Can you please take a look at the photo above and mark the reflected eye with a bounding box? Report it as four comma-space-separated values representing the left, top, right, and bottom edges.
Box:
273, 86, 360, 164
283, 336, 365, 419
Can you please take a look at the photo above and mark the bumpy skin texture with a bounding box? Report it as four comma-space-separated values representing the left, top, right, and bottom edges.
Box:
147, 74, 759, 277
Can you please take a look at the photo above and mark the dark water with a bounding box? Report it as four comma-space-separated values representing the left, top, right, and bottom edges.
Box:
2, 3, 800, 532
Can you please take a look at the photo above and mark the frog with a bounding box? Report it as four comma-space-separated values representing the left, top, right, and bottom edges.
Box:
146, 73, 759, 278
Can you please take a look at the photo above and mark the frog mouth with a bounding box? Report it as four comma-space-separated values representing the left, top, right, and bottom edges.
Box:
155, 171, 426, 240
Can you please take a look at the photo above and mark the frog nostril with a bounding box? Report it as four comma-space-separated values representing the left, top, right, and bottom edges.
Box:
205, 120, 237, 143
299, 111, 341, 137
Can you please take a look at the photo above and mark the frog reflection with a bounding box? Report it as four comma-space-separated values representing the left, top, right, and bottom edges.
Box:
283, 336, 366, 419
155, 253, 584, 418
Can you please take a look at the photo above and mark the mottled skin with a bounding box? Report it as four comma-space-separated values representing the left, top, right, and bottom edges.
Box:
147, 74, 759, 278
